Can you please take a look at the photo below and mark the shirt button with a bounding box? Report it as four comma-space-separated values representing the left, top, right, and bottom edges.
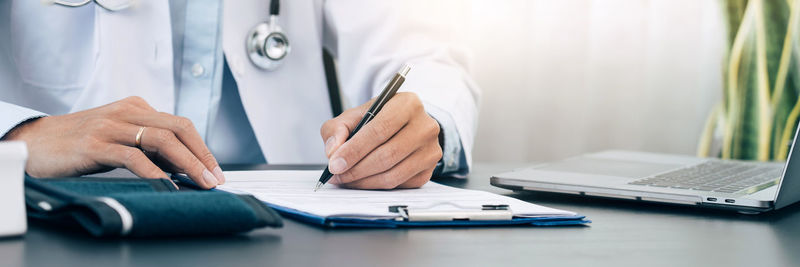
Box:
191, 63, 205, 77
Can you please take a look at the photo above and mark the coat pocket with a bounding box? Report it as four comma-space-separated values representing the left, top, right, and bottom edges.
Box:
10, 1, 98, 90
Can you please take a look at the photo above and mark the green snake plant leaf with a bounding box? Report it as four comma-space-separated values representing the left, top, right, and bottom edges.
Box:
701, 0, 800, 161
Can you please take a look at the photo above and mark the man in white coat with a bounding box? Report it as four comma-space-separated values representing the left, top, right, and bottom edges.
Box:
0, 0, 479, 190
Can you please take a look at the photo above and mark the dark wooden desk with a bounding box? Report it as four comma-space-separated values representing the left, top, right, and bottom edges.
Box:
2, 163, 799, 266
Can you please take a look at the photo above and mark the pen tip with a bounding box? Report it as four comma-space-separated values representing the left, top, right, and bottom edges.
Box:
314, 181, 323, 192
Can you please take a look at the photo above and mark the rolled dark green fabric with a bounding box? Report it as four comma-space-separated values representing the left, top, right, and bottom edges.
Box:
109, 192, 280, 236
42, 177, 179, 195
25, 177, 282, 237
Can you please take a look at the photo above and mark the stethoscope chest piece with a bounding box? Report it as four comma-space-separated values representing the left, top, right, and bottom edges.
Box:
246, 14, 290, 71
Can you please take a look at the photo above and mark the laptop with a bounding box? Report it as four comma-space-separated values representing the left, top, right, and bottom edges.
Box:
490, 125, 800, 214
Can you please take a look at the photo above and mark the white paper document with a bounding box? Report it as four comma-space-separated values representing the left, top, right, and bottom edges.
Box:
217, 170, 576, 219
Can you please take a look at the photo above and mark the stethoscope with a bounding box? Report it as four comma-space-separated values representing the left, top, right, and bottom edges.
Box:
50, 0, 290, 71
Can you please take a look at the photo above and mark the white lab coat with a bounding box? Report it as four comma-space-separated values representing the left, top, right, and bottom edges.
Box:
0, 0, 479, 166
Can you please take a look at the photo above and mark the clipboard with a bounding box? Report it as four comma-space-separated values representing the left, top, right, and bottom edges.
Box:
212, 170, 591, 228
266, 202, 589, 228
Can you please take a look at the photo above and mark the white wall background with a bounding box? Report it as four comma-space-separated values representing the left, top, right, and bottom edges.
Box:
465, 0, 726, 162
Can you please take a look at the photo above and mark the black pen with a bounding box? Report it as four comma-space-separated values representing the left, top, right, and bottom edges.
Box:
314, 64, 411, 191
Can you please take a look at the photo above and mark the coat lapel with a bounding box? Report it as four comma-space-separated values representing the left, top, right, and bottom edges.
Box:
222, 0, 331, 163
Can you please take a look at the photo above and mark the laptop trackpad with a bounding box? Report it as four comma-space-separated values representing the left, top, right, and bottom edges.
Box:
536, 157, 684, 178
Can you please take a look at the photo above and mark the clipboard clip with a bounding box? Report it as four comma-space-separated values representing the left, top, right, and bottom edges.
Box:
388, 202, 513, 222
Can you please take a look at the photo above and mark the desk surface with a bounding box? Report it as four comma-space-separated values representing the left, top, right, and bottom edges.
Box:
3, 163, 800, 267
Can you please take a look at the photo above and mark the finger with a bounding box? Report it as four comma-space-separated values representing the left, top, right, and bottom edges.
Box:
396, 168, 435, 189
335, 123, 421, 184
321, 122, 350, 158
321, 100, 372, 138
137, 127, 219, 189
93, 143, 167, 179
320, 100, 373, 157
98, 96, 156, 116
339, 147, 435, 190
121, 96, 157, 111
328, 174, 343, 185
102, 120, 152, 146
327, 94, 419, 174
118, 112, 224, 183
101, 122, 179, 170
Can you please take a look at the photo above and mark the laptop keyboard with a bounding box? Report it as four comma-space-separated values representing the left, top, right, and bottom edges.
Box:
628, 161, 782, 194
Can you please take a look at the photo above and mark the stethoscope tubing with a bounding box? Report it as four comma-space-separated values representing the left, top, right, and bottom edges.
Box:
52, 0, 93, 8
50, 0, 287, 70
51, 0, 132, 12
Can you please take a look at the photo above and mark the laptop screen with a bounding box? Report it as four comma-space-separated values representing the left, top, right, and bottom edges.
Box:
774, 121, 800, 209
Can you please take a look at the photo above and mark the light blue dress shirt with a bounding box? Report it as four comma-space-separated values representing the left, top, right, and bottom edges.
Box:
168, 0, 467, 175
170, 0, 265, 164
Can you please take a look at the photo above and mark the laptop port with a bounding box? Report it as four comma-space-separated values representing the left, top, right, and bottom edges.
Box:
706, 197, 717, 202
725, 199, 735, 203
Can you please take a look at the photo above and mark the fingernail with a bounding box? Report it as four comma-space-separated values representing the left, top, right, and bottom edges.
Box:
329, 158, 347, 173
329, 175, 341, 185
203, 169, 218, 188
325, 136, 336, 155
213, 166, 226, 184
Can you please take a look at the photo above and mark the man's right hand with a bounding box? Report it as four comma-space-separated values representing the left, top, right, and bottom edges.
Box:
2, 96, 225, 189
